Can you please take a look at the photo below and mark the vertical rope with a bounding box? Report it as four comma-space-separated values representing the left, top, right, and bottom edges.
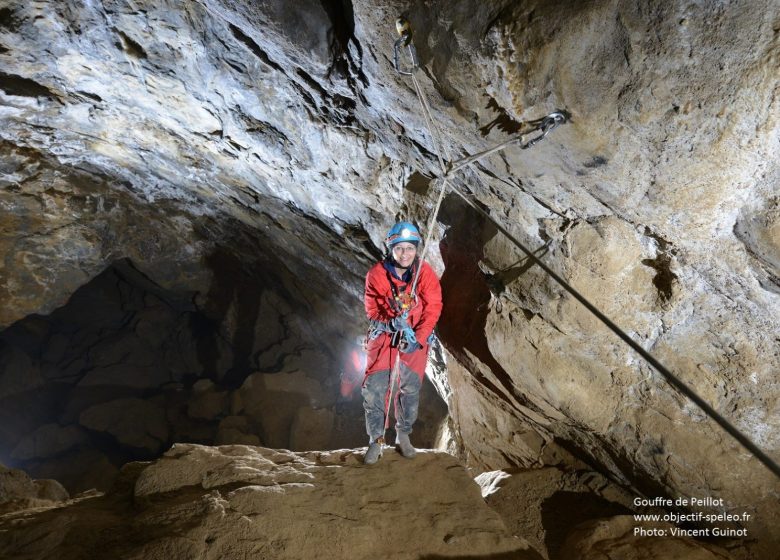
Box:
409, 71, 452, 297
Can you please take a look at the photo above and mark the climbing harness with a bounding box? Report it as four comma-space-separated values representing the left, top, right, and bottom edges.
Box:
390, 17, 780, 479
386, 266, 416, 314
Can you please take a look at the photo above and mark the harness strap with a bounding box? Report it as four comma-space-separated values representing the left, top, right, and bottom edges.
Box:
385, 259, 417, 315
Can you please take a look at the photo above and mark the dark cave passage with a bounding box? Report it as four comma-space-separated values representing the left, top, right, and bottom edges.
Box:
0, 257, 448, 492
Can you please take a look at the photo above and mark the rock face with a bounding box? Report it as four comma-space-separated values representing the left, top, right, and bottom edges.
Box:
0, 0, 779, 557
0, 444, 540, 559
0, 463, 68, 514
560, 516, 733, 560
477, 467, 738, 560
477, 467, 637, 559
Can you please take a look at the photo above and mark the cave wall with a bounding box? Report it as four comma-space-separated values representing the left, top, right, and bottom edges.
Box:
0, 0, 778, 551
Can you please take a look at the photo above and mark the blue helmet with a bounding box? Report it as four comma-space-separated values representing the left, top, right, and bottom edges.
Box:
385, 221, 421, 247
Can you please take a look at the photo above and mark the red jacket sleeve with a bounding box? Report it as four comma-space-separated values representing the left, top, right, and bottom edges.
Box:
364, 264, 393, 322
411, 262, 442, 343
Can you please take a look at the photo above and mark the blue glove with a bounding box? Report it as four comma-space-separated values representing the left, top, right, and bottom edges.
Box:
389, 315, 409, 332
399, 338, 423, 353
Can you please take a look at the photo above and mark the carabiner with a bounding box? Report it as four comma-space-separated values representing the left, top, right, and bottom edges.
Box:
523, 111, 567, 149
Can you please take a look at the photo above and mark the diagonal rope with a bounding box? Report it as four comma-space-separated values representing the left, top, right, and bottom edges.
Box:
400, 47, 780, 480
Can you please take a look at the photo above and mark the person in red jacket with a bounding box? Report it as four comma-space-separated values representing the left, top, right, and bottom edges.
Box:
362, 221, 443, 464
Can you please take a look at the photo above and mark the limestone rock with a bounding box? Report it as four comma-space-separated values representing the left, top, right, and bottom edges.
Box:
0, 463, 69, 514
235, 370, 331, 448
560, 516, 733, 560
10, 424, 89, 461
186, 380, 228, 421
79, 398, 168, 454
32, 479, 69, 503
477, 467, 639, 560
24, 448, 118, 494
0, 464, 37, 504
214, 415, 261, 446
0, 0, 778, 556
289, 407, 334, 451
0, 344, 43, 400
0, 444, 541, 559
0, 259, 446, 494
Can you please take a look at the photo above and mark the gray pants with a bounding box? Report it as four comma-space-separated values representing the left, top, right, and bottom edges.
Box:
362, 364, 422, 443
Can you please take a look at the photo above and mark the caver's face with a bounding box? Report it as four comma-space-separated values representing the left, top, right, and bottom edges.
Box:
392, 242, 417, 268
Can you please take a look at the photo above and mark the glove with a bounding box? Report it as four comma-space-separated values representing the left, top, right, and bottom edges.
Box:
389, 315, 409, 332
399, 338, 423, 353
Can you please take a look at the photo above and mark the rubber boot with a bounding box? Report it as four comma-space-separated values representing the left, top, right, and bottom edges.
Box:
364, 442, 383, 465
395, 432, 416, 459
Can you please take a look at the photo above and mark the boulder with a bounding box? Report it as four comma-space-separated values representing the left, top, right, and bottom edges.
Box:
0, 463, 37, 503
186, 379, 228, 421
33, 479, 69, 502
79, 398, 168, 453
215, 415, 262, 446
289, 407, 334, 451
24, 448, 118, 494
11, 423, 89, 461
235, 370, 330, 448
0, 463, 69, 513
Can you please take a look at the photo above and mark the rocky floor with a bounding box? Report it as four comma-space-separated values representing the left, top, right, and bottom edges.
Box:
0, 444, 539, 560
0, 445, 748, 560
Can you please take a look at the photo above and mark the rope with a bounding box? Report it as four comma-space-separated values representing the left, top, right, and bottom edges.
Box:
447, 184, 780, 479
383, 358, 400, 434
409, 68, 452, 297
444, 113, 566, 179
395, 26, 780, 480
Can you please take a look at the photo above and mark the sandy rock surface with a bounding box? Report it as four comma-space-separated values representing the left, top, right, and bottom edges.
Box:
560, 516, 733, 560
0, 444, 540, 560
0, 463, 68, 514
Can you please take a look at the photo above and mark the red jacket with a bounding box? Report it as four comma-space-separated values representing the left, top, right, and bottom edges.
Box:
364, 259, 442, 376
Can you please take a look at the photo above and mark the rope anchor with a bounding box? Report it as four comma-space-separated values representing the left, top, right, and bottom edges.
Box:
524, 111, 567, 148
393, 17, 418, 76
391, 17, 568, 299
444, 111, 568, 179
391, 19, 567, 183
389, 16, 780, 480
